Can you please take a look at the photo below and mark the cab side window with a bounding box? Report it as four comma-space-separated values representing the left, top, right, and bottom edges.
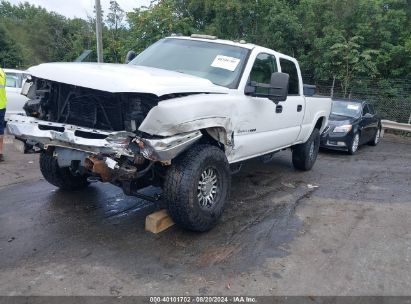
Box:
279, 58, 299, 95
363, 104, 371, 116
249, 53, 277, 93
368, 104, 375, 115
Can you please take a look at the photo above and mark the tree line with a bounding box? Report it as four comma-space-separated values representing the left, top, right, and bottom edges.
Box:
0, 0, 410, 100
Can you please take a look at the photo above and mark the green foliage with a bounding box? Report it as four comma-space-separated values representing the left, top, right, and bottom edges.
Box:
328, 36, 379, 97
105, 1, 126, 62
0, 0, 96, 67
64, 18, 96, 62
0, 0, 410, 121
0, 22, 25, 68
126, 0, 194, 53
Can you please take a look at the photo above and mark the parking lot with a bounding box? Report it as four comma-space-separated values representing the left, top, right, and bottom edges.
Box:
0, 133, 410, 296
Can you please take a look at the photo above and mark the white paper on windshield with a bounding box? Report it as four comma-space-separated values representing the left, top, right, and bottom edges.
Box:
347, 104, 360, 110
211, 55, 241, 71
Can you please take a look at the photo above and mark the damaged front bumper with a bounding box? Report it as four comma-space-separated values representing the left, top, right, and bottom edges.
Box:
6, 115, 202, 161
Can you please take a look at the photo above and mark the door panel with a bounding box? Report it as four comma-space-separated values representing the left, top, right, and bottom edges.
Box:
229, 126, 301, 163
234, 53, 292, 159
230, 53, 305, 161
240, 94, 302, 152
360, 104, 374, 143
278, 58, 305, 143
359, 118, 371, 144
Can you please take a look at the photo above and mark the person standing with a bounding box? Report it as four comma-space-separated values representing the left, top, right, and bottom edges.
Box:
0, 67, 7, 162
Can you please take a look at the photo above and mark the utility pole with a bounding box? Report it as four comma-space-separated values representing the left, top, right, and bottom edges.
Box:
95, 0, 104, 63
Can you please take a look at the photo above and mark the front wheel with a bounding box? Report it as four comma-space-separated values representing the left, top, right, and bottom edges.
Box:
163, 145, 231, 232
348, 132, 360, 155
292, 128, 320, 171
40, 151, 90, 190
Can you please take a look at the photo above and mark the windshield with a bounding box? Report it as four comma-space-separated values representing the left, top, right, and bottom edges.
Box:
130, 38, 250, 88
331, 100, 361, 118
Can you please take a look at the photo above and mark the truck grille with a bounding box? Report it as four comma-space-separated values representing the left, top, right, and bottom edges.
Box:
61, 94, 123, 130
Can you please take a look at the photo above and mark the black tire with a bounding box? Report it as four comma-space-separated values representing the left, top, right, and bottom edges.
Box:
368, 127, 381, 146
292, 128, 320, 171
348, 132, 360, 155
39, 151, 90, 190
163, 144, 231, 232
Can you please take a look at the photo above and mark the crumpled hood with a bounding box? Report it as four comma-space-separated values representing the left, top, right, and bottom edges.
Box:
27, 62, 229, 96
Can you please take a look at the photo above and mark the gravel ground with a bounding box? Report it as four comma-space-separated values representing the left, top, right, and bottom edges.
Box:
0, 133, 410, 296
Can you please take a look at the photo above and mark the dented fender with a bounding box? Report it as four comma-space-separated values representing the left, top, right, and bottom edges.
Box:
138, 93, 236, 146
137, 131, 203, 162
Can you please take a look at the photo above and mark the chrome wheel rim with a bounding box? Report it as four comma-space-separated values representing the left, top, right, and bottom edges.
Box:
352, 134, 359, 152
375, 129, 380, 144
197, 168, 219, 209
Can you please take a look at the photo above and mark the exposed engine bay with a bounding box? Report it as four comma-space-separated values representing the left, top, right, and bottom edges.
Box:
24, 77, 159, 133
7, 77, 205, 196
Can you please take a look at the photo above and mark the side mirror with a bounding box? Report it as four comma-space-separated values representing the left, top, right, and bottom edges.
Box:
363, 113, 373, 118
269, 72, 289, 102
245, 72, 289, 103
125, 50, 137, 64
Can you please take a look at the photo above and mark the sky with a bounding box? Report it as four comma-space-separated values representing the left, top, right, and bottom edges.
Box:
7, 0, 152, 19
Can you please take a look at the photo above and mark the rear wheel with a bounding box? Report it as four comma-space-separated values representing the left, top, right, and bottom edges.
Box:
40, 151, 90, 190
348, 132, 360, 155
163, 144, 231, 232
292, 128, 320, 171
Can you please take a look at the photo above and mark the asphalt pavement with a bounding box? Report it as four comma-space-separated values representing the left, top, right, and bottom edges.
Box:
0, 134, 410, 296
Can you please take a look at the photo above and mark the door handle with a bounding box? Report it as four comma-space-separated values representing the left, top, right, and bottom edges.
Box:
297, 105, 303, 112
276, 105, 283, 113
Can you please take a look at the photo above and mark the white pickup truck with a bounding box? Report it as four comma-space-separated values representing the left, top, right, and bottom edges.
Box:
7, 35, 331, 231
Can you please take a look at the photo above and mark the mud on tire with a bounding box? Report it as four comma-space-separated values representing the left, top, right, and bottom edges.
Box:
163, 144, 231, 232
40, 151, 90, 191
292, 128, 320, 171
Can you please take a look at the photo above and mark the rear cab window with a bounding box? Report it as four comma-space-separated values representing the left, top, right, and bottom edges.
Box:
279, 58, 300, 95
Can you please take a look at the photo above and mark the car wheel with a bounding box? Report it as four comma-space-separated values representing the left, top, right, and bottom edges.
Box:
348, 132, 360, 155
368, 128, 381, 146
163, 144, 231, 232
40, 151, 90, 190
292, 128, 320, 171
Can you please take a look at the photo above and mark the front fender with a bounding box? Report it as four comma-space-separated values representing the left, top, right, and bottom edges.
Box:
138, 94, 234, 142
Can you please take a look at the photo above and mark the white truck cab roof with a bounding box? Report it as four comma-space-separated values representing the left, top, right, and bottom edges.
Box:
168, 35, 256, 50
168, 35, 298, 63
